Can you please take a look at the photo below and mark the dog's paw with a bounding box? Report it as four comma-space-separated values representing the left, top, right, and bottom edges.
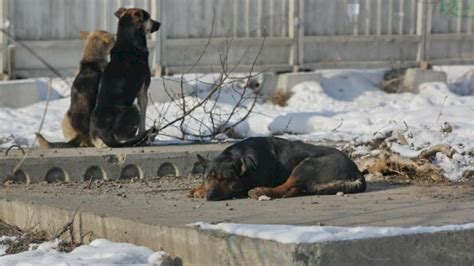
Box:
193, 189, 207, 199
188, 187, 207, 199
248, 187, 270, 199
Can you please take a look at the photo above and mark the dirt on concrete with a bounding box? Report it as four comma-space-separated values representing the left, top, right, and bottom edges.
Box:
1, 175, 474, 228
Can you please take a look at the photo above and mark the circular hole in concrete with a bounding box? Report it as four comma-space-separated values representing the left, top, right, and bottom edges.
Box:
120, 164, 142, 180
12, 169, 28, 184
157, 162, 178, 177
84, 166, 106, 181
191, 161, 205, 174
45, 167, 67, 183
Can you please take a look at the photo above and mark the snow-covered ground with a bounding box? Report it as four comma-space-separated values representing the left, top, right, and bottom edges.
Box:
0, 238, 171, 265
192, 222, 474, 244
1, 67, 472, 180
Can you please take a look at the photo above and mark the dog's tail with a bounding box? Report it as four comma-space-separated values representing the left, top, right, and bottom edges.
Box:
311, 176, 366, 195
97, 127, 157, 148
35, 133, 81, 149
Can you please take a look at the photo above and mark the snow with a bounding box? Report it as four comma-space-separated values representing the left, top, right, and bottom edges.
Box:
0, 238, 170, 265
0, 67, 473, 180
191, 222, 474, 244
0, 236, 16, 256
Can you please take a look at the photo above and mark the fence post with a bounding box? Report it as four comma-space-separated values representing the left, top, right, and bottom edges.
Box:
289, 0, 303, 72
152, 0, 166, 76
416, 0, 432, 63
0, 0, 7, 79
151, 0, 159, 76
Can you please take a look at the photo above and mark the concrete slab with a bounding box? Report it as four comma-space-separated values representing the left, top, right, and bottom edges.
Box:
0, 79, 62, 108
148, 77, 194, 104
402, 68, 447, 93
1, 180, 473, 227
257, 72, 279, 97
277, 72, 322, 91
1, 181, 473, 265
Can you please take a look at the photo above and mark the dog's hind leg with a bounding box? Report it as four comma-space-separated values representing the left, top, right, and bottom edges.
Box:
114, 106, 140, 140
248, 176, 303, 199
61, 115, 79, 142
137, 85, 148, 134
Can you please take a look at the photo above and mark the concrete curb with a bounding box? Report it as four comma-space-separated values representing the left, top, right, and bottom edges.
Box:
0, 79, 62, 108
1, 199, 473, 265
1, 144, 230, 184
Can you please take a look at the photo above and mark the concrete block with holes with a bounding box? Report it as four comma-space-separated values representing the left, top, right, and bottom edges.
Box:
1, 143, 231, 184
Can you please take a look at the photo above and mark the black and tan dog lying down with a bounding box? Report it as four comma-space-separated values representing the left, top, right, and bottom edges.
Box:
188, 137, 366, 200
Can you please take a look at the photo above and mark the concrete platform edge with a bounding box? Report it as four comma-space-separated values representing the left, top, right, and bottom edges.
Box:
1, 198, 473, 265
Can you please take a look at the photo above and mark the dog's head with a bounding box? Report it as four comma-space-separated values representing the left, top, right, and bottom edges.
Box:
114, 7, 160, 38
196, 154, 256, 201
80, 30, 116, 58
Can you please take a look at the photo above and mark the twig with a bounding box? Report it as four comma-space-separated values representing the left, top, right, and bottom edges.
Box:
84, 177, 94, 189
331, 119, 344, 132
5, 145, 25, 156
435, 94, 448, 123
52, 209, 79, 242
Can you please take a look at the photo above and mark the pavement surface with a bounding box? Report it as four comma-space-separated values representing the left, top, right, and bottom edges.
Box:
2, 177, 474, 227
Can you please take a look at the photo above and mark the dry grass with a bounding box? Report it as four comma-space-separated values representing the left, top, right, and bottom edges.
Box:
266, 90, 292, 107
0, 220, 78, 255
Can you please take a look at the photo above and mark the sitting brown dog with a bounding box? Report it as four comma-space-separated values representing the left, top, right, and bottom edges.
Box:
188, 137, 366, 201
36, 30, 115, 148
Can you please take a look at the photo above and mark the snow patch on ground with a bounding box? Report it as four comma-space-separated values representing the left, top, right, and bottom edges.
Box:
191, 222, 474, 244
0, 238, 170, 265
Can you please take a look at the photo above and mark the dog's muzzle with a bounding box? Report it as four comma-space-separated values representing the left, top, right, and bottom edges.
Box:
205, 187, 221, 201
151, 20, 161, 33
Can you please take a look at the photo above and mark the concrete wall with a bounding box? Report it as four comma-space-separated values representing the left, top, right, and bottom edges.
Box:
1, 0, 474, 77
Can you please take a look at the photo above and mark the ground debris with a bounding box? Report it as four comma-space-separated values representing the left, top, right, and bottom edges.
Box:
0, 220, 48, 255
350, 131, 453, 183
357, 150, 445, 183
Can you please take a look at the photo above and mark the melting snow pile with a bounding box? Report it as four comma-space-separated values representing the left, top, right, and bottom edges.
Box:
0, 238, 171, 265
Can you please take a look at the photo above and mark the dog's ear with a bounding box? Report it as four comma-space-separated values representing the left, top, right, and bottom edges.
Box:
234, 156, 256, 176
114, 7, 127, 19
132, 10, 144, 29
79, 31, 90, 40
196, 154, 210, 168
99, 34, 113, 44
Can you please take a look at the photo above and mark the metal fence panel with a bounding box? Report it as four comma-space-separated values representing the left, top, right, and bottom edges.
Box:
1, 0, 474, 77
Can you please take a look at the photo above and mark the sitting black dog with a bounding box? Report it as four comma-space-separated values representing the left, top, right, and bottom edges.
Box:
90, 7, 160, 147
188, 137, 366, 201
